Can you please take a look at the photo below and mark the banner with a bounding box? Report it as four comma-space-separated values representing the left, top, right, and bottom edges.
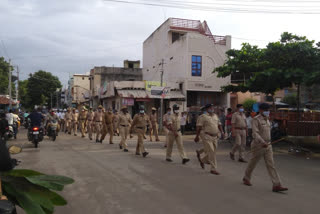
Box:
122, 98, 134, 106
145, 81, 166, 91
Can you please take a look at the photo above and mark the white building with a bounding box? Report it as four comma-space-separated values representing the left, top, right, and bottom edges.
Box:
71, 74, 90, 106
143, 18, 231, 111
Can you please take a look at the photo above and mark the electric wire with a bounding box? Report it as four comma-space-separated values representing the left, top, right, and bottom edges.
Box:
103, 0, 320, 14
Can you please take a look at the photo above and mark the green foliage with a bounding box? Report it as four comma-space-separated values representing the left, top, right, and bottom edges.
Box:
0, 57, 16, 97
1, 169, 74, 214
214, 32, 320, 96
282, 93, 297, 106
25, 70, 62, 109
243, 98, 257, 111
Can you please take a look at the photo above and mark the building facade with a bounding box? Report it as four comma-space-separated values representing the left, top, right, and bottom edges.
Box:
89, 60, 143, 108
143, 18, 231, 112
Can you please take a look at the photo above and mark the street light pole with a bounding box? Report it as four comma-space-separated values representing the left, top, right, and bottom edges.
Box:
159, 58, 164, 132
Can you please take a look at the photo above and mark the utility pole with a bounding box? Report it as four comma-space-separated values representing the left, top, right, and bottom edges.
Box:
16, 66, 19, 109
8, 59, 12, 110
159, 58, 164, 132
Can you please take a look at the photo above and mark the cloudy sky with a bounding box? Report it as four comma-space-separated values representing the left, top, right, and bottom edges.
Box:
1, 0, 319, 87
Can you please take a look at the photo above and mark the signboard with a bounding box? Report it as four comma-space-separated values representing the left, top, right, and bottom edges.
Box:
151, 86, 165, 95
122, 98, 134, 106
145, 81, 166, 91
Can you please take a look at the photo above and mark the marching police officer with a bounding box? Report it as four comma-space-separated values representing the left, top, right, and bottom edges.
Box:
166, 104, 189, 164
117, 106, 132, 152
65, 108, 72, 134
100, 107, 114, 144
86, 107, 94, 140
79, 107, 87, 138
93, 105, 104, 143
149, 107, 160, 141
230, 104, 248, 162
243, 103, 288, 192
113, 110, 120, 136
71, 108, 79, 136
195, 104, 224, 175
162, 107, 172, 148
130, 105, 151, 157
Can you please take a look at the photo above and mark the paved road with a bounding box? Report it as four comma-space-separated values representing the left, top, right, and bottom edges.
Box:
10, 129, 320, 214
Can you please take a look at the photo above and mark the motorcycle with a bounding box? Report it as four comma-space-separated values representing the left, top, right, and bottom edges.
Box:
28, 126, 44, 148
7, 125, 14, 140
24, 118, 30, 129
47, 119, 58, 141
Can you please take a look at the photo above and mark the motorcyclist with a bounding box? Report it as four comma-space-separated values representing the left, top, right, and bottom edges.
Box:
46, 110, 60, 136
0, 113, 9, 139
27, 108, 44, 128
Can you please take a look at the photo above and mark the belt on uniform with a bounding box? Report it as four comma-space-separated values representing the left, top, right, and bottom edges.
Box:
96, 121, 102, 122
120, 124, 129, 127
106, 123, 112, 125
170, 129, 181, 132
205, 132, 217, 137
235, 127, 246, 130
136, 127, 144, 129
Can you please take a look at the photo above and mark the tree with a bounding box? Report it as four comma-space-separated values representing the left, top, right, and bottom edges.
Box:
243, 98, 257, 111
282, 93, 297, 107
0, 57, 16, 96
26, 70, 62, 109
18, 80, 29, 109
214, 32, 320, 110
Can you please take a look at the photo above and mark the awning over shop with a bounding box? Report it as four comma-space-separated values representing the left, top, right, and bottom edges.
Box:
117, 89, 185, 100
117, 89, 149, 98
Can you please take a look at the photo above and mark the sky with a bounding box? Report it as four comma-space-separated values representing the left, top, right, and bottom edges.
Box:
0, 0, 319, 87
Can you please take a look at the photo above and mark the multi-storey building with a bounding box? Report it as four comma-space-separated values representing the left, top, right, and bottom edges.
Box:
143, 18, 231, 111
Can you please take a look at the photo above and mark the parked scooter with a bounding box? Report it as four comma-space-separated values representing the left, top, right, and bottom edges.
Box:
28, 126, 44, 148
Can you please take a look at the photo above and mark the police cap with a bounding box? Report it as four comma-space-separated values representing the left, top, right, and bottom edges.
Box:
259, 103, 270, 110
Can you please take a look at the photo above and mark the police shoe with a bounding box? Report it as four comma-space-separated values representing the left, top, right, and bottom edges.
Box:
182, 158, 190, 164
243, 178, 252, 186
89, 138, 92, 140
119, 145, 123, 150
166, 158, 173, 162
272, 185, 288, 192
210, 170, 220, 175
135, 152, 141, 156
238, 158, 248, 163
109, 142, 114, 144
124, 149, 129, 152
142, 152, 149, 157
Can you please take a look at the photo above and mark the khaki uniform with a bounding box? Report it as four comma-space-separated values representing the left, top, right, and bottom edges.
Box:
166, 114, 188, 160
113, 113, 119, 135
196, 114, 206, 156
197, 113, 221, 171
163, 113, 170, 146
71, 112, 79, 135
244, 115, 281, 186
86, 111, 95, 139
231, 112, 247, 159
79, 111, 87, 137
118, 112, 132, 149
65, 111, 72, 134
131, 114, 151, 154
149, 113, 160, 141
94, 111, 104, 141
100, 112, 114, 143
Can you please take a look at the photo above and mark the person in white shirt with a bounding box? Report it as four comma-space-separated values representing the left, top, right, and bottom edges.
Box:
6, 110, 14, 125
180, 112, 187, 135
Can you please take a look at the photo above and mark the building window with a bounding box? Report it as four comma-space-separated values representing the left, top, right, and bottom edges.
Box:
172, 32, 180, 43
128, 63, 134, 68
192, 55, 202, 76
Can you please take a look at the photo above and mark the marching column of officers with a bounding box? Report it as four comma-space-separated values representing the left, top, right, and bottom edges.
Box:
55, 102, 287, 193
